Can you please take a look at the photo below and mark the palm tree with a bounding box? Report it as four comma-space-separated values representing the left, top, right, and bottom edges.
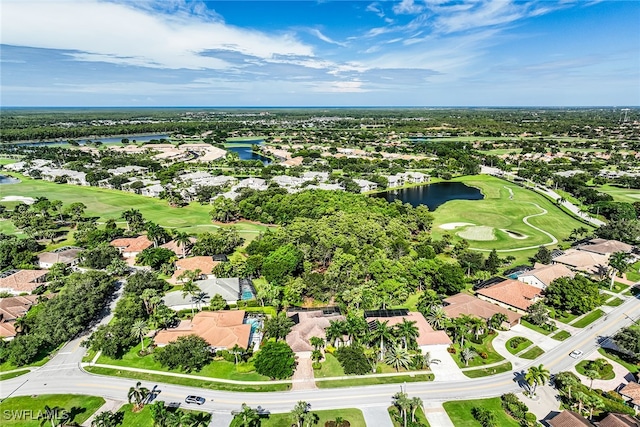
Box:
410, 396, 424, 423
460, 347, 477, 367
181, 278, 201, 320
149, 401, 169, 427
91, 410, 121, 427
325, 320, 346, 347
385, 344, 412, 372
584, 394, 604, 420
344, 315, 367, 345
180, 411, 210, 427
584, 369, 600, 390
573, 391, 588, 414
468, 316, 485, 341
488, 313, 508, 331
146, 222, 167, 247
173, 231, 192, 258
191, 291, 210, 312
426, 306, 448, 330
230, 344, 244, 365
608, 251, 630, 290
392, 392, 411, 427
127, 381, 150, 411
395, 318, 419, 350
290, 401, 310, 427
233, 403, 259, 427
141, 288, 161, 315
525, 364, 550, 395
363, 347, 379, 373
121, 209, 144, 233
309, 336, 324, 351
131, 320, 149, 352
369, 320, 395, 360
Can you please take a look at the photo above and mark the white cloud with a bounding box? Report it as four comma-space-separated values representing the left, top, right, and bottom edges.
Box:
393, 0, 425, 15
308, 29, 347, 47
1, 0, 313, 70
310, 81, 368, 93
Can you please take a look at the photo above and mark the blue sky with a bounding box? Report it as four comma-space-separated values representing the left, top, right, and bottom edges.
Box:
1, 0, 639, 107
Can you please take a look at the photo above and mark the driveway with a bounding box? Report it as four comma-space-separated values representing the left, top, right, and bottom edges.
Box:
361, 406, 394, 427
428, 346, 467, 382
518, 385, 560, 423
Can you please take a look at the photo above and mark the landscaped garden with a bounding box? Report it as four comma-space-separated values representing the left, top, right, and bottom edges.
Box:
576, 358, 615, 380
255, 408, 366, 427
0, 394, 105, 427
519, 346, 545, 360
443, 397, 520, 427
118, 403, 211, 427
551, 330, 571, 341
389, 405, 430, 427
598, 348, 639, 375
506, 336, 533, 355
450, 333, 504, 368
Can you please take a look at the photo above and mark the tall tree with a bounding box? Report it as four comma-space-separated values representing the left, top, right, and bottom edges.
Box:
262, 312, 295, 342
394, 318, 419, 350
127, 381, 150, 411
608, 251, 630, 290
525, 364, 550, 395
131, 320, 149, 352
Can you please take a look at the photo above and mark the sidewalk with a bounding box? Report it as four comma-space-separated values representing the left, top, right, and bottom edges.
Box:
423, 402, 455, 427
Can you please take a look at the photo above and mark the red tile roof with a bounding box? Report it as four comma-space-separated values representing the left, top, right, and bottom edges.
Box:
110, 235, 153, 253
154, 310, 250, 349
442, 293, 522, 325
476, 279, 541, 311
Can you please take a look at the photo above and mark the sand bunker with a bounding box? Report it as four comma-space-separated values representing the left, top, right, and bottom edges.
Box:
440, 222, 475, 230
457, 226, 495, 241
501, 229, 528, 240
1, 196, 35, 204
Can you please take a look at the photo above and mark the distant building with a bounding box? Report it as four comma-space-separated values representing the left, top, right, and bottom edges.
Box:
517, 263, 575, 289
0, 270, 49, 295
110, 236, 153, 258
0, 295, 39, 339
442, 293, 521, 328
37, 247, 83, 269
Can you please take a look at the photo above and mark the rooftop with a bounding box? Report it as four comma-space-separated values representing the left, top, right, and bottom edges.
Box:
519, 263, 575, 287
110, 235, 153, 253
476, 279, 541, 311
442, 293, 522, 325
547, 410, 593, 427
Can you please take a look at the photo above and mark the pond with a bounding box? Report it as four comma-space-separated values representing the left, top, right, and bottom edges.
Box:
225, 139, 271, 165
374, 181, 484, 211
0, 175, 20, 185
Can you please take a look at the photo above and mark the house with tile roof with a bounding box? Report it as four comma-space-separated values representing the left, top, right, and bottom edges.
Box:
365, 311, 452, 350
518, 263, 575, 289
476, 279, 542, 314
154, 310, 251, 350
37, 247, 83, 268
442, 293, 522, 327
285, 310, 345, 354
160, 238, 197, 259
110, 235, 153, 258
171, 256, 219, 283
597, 413, 640, 427
578, 239, 634, 256
553, 249, 609, 275
0, 270, 49, 295
619, 382, 640, 411
164, 278, 242, 308
0, 295, 39, 339
547, 410, 593, 427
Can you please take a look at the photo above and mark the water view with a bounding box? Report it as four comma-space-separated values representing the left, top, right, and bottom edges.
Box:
0, 175, 20, 185
225, 139, 271, 165
374, 181, 484, 211
12, 134, 171, 146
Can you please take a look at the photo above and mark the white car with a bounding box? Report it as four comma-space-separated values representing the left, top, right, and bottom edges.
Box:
569, 350, 583, 359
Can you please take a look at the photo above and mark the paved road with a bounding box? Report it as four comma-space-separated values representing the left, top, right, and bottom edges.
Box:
2, 294, 638, 417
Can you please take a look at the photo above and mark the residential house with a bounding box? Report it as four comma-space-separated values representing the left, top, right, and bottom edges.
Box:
107, 166, 147, 176
0, 295, 39, 339
301, 172, 329, 182
597, 413, 640, 427
140, 183, 165, 198
547, 410, 593, 427
553, 249, 609, 275
281, 156, 304, 167
163, 277, 242, 308
286, 309, 345, 354
0, 270, 49, 295
578, 239, 634, 256
171, 256, 219, 282
476, 279, 541, 314
234, 178, 268, 191
271, 175, 305, 190
37, 246, 83, 268
517, 263, 575, 289
619, 382, 640, 411
160, 238, 197, 259
39, 167, 88, 186
352, 179, 378, 193
154, 310, 251, 350
110, 235, 153, 258
365, 310, 452, 352
442, 293, 522, 328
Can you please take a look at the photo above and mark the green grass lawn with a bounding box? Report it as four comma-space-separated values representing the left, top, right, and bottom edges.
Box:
505, 337, 532, 355
454, 333, 504, 368
0, 394, 104, 427
519, 346, 544, 360
571, 309, 605, 328
96, 339, 270, 381
315, 353, 346, 378
597, 348, 639, 374
462, 361, 512, 378
575, 359, 615, 380
551, 330, 571, 341
119, 403, 211, 427
430, 175, 593, 252
606, 281, 630, 294
389, 405, 430, 427
596, 184, 640, 204
626, 261, 640, 283
257, 408, 366, 427
0, 172, 273, 241
84, 366, 290, 392
316, 373, 433, 388
553, 311, 579, 324
443, 397, 520, 427
520, 319, 552, 335
605, 297, 624, 307
0, 369, 30, 381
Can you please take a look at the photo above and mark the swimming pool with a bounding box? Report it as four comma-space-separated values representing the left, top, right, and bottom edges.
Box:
245, 317, 261, 333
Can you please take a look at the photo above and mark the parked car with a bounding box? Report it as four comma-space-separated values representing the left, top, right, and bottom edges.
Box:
185, 395, 206, 405
569, 349, 583, 359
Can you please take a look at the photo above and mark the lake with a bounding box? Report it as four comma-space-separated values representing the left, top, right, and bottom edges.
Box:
0, 175, 20, 185
374, 181, 484, 211
225, 139, 271, 165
